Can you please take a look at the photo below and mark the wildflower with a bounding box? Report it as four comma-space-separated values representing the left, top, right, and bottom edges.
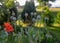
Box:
31, 12, 34, 16
34, 12, 36, 16
22, 23, 28, 28
32, 18, 36, 22
25, 13, 28, 17
3, 22, 14, 33
37, 15, 41, 20
37, 24, 40, 28
46, 34, 52, 38
37, 23, 41, 28
16, 20, 24, 26
34, 23, 41, 28
35, 23, 37, 26
10, 16, 16, 21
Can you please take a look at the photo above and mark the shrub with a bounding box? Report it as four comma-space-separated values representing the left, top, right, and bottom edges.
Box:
56, 12, 60, 24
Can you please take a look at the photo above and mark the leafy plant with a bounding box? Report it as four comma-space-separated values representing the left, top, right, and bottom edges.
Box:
56, 12, 60, 24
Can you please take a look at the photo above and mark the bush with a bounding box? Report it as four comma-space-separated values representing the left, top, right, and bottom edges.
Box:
56, 12, 60, 24
43, 7, 54, 26
0, 5, 8, 25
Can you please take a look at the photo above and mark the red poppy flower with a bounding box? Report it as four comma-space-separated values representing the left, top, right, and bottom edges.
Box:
3, 22, 14, 32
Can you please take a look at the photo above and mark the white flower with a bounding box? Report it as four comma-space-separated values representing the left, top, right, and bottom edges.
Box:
10, 16, 16, 21
37, 15, 41, 19
32, 18, 35, 22
25, 13, 28, 17
34, 12, 36, 16
46, 34, 52, 38
31, 12, 34, 16
13, 17, 16, 21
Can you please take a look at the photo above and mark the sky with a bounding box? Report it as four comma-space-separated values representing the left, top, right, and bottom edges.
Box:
16, 0, 60, 7
16, 0, 39, 6
49, 0, 60, 7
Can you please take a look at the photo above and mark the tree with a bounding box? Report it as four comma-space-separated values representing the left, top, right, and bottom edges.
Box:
38, 0, 49, 6
21, 0, 36, 23
37, 0, 56, 6
50, 0, 56, 2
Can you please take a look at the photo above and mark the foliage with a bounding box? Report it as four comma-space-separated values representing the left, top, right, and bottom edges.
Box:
4, 0, 15, 8
43, 7, 54, 26
0, 0, 60, 43
0, 25, 59, 43
38, 0, 55, 2
38, 0, 48, 2
50, 0, 56, 2
37, 0, 49, 6
56, 12, 60, 24
0, 6, 8, 25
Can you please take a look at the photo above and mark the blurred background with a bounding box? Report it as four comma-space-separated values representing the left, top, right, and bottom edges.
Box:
0, 0, 60, 43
